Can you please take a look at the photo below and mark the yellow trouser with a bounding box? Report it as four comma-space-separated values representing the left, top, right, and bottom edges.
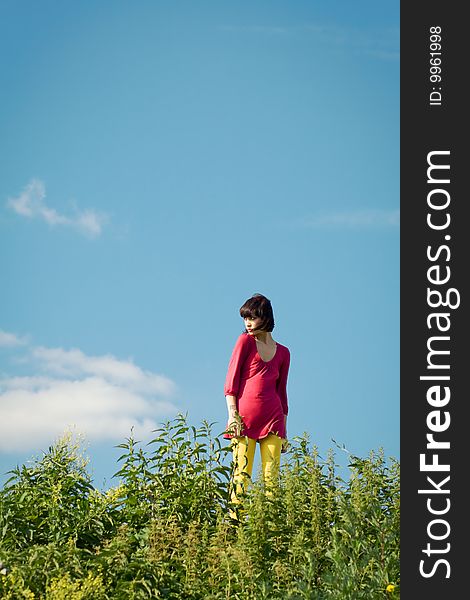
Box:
231, 433, 282, 503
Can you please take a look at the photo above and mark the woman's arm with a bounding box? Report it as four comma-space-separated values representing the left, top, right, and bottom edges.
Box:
226, 395, 237, 415
224, 334, 248, 398
224, 335, 248, 436
277, 348, 290, 417
225, 394, 242, 436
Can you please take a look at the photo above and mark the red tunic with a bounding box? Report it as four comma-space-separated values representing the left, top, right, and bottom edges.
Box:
224, 333, 290, 440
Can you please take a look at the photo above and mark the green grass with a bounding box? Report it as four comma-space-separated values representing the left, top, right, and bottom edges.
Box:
0, 414, 399, 599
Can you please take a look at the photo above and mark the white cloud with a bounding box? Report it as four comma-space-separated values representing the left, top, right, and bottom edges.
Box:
295, 209, 400, 229
6, 179, 108, 238
0, 329, 29, 347
220, 24, 289, 35
31, 346, 175, 396
0, 341, 179, 452
219, 23, 399, 60
303, 23, 399, 60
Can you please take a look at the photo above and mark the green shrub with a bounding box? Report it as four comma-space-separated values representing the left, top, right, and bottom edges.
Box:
0, 414, 400, 599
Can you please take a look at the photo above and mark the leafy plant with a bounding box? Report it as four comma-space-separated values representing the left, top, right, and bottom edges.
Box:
0, 414, 400, 599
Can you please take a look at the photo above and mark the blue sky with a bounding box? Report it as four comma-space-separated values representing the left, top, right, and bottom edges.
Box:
0, 0, 399, 487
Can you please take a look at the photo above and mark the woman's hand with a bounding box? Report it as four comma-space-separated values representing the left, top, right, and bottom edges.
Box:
226, 395, 243, 437
227, 410, 243, 437
281, 414, 288, 452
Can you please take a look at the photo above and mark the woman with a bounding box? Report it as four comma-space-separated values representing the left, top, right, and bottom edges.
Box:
224, 293, 290, 504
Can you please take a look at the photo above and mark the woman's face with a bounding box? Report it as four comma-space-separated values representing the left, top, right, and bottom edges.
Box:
244, 316, 263, 334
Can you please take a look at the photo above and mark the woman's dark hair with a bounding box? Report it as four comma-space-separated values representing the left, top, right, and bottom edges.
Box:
239, 293, 275, 333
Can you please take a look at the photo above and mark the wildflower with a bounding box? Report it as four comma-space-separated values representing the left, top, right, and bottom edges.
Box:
386, 584, 396, 593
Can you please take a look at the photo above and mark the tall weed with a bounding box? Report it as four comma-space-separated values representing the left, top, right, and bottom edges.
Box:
0, 414, 399, 599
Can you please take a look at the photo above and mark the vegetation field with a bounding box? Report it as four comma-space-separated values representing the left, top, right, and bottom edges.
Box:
0, 414, 399, 599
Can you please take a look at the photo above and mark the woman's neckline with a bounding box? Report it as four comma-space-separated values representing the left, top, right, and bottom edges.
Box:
251, 335, 278, 363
